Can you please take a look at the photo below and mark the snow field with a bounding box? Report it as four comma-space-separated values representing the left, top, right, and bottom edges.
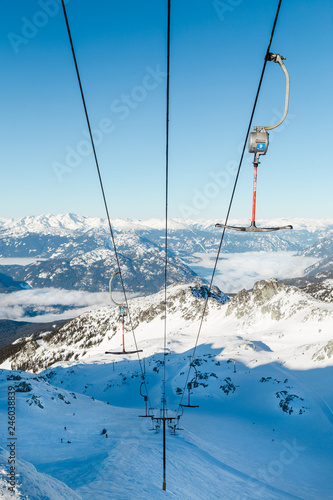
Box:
1, 281, 333, 498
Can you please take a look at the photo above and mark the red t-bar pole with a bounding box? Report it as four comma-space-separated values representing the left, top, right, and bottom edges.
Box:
122, 320, 125, 353
251, 164, 258, 224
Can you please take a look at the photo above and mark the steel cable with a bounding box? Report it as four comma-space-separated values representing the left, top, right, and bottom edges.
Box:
177, 0, 283, 413
60, 0, 151, 408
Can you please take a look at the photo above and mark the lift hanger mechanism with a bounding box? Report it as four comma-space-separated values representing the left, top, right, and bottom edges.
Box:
180, 363, 199, 409
105, 271, 143, 355
139, 381, 152, 418
216, 53, 293, 233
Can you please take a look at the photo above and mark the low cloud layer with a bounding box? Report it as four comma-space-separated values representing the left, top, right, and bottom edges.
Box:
0, 289, 137, 323
189, 251, 318, 293
0, 252, 319, 322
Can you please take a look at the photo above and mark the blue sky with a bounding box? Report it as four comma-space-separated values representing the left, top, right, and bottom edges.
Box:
1, 0, 332, 221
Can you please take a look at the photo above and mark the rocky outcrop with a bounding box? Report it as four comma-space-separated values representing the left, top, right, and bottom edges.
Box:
226, 278, 333, 324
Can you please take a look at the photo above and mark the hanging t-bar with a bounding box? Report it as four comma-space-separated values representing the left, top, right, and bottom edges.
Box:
179, 381, 199, 408
139, 381, 152, 417
215, 52, 293, 233
105, 271, 143, 355
180, 363, 199, 408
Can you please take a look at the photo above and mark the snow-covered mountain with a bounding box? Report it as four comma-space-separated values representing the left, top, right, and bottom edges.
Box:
0, 220, 201, 294
1, 214, 333, 257
0, 237, 200, 294
0, 214, 332, 296
3, 279, 332, 374
297, 236, 333, 278
4, 283, 229, 373
1, 214, 332, 238
304, 255, 333, 277
300, 279, 333, 303
1, 279, 333, 498
301, 236, 333, 258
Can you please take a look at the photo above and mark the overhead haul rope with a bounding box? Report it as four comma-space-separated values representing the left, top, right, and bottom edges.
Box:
60, 0, 151, 408
162, 0, 171, 491
177, 0, 283, 413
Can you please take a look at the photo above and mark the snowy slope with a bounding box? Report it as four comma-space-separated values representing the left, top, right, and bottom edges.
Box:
0, 446, 80, 499
301, 236, 333, 258
298, 236, 333, 278
1, 281, 333, 499
305, 255, 333, 276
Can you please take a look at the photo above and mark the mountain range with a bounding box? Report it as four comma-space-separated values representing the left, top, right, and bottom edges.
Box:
0, 214, 332, 296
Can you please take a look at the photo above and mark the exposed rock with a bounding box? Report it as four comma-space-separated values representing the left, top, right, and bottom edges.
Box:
301, 279, 333, 303
15, 381, 32, 392
226, 278, 333, 324
226, 278, 285, 318
312, 340, 333, 361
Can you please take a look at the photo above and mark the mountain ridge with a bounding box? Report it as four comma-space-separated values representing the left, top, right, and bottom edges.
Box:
2, 279, 332, 375
1, 214, 332, 296
1, 213, 333, 236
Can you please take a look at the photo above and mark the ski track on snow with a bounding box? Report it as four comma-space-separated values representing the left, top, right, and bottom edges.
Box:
176, 436, 303, 500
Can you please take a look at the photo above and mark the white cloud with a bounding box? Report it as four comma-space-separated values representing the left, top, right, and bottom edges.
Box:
0, 289, 138, 323
0, 252, 319, 321
188, 251, 319, 293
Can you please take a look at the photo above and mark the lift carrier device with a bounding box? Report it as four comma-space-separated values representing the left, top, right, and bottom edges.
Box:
216, 53, 293, 232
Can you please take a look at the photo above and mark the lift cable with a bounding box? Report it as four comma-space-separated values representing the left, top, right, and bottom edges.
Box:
60, 0, 151, 408
162, 0, 171, 492
177, 0, 283, 413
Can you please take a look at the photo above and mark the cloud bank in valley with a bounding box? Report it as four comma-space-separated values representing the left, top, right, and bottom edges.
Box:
0, 289, 114, 323
188, 251, 318, 293
0, 252, 319, 321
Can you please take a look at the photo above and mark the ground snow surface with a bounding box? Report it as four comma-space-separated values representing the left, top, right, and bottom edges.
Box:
1, 359, 333, 500
1, 283, 333, 499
